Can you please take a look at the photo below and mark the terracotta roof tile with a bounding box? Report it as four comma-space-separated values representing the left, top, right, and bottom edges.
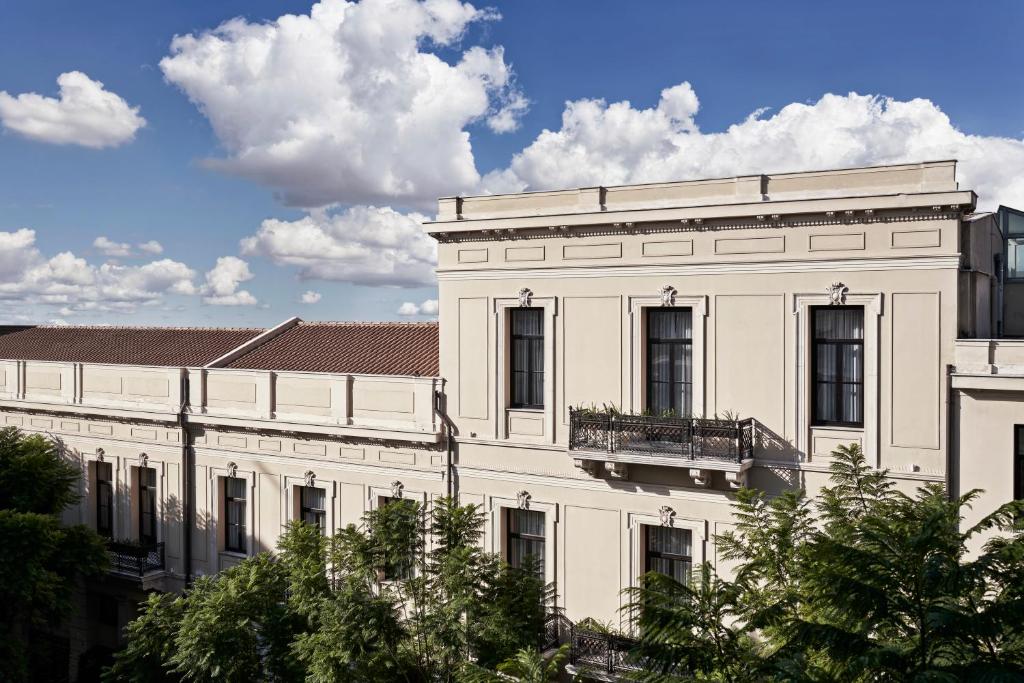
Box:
0, 326, 264, 367
227, 322, 439, 376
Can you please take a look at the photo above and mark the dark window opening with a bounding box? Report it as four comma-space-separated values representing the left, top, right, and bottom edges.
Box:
510, 308, 544, 409
96, 462, 113, 539
1015, 425, 1024, 501
138, 467, 157, 546
507, 508, 545, 577
646, 308, 693, 416
644, 525, 692, 585
224, 477, 247, 554
300, 486, 326, 532
811, 306, 864, 427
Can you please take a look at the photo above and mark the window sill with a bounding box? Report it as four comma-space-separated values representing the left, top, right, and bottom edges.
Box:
810, 424, 864, 433
507, 407, 544, 414
220, 550, 248, 560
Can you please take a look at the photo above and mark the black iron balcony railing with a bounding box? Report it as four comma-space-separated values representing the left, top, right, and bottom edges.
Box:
540, 611, 642, 676
568, 408, 756, 463
107, 541, 165, 576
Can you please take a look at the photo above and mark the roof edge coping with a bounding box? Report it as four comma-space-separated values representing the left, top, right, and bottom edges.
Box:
204, 316, 301, 369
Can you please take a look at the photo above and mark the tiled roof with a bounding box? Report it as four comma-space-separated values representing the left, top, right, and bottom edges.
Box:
0, 326, 264, 367
227, 322, 440, 376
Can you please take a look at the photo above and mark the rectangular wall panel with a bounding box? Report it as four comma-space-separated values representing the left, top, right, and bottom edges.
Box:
891, 292, 940, 448
891, 229, 941, 249
458, 298, 489, 419
715, 236, 785, 255
505, 246, 545, 262
809, 232, 865, 252
564, 506, 620, 622
562, 243, 622, 260
715, 295, 785, 433
562, 296, 621, 422
642, 240, 693, 257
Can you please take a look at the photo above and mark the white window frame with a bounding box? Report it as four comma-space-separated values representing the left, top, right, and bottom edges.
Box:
122, 453, 164, 545
624, 510, 706, 596
282, 473, 338, 536
494, 294, 557, 442
209, 464, 256, 566
628, 293, 708, 416
488, 494, 558, 590
793, 291, 882, 466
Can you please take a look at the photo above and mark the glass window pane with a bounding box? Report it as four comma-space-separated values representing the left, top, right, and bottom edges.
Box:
1009, 239, 1024, 279
1007, 211, 1024, 236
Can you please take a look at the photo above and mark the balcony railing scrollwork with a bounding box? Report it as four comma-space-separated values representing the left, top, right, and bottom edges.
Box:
107, 540, 165, 577
568, 408, 757, 464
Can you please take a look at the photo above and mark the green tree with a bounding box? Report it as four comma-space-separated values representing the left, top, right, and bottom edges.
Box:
459, 644, 570, 683
627, 443, 1024, 682
108, 497, 547, 682
0, 427, 108, 681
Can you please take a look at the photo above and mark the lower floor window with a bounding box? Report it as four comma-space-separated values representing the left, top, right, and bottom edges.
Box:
300, 486, 326, 531
1015, 425, 1024, 500
644, 525, 692, 584
378, 497, 414, 580
224, 477, 247, 554
507, 508, 545, 576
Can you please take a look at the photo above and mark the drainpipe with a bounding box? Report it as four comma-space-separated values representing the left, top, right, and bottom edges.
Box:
181, 372, 192, 585
434, 386, 455, 499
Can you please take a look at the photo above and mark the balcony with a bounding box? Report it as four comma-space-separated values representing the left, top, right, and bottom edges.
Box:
107, 541, 165, 585
568, 408, 757, 487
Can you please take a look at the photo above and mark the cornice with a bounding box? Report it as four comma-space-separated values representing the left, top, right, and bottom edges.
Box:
428, 192, 973, 243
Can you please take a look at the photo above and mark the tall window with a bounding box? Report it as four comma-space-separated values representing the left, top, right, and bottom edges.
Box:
644, 526, 692, 585
1003, 207, 1024, 280
300, 486, 326, 532
378, 497, 414, 580
647, 308, 692, 416
507, 508, 545, 576
812, 307, 864, 427
510, 308, 544, 409
1015, 425, 1024, 501
224, 477, 247, 554
138, 467, 157, 546
95, 462, 113, 539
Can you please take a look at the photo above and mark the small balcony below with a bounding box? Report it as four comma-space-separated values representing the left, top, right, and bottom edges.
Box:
107, 541, 166, 587
568, 408, 757, 487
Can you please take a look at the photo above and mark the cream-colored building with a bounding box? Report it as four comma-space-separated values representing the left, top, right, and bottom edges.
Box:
5, 161, 1023, 679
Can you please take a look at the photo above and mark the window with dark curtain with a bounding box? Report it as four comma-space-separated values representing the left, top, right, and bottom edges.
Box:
96, 462, 113, 539
510, 308, 544, 408
224, 477, 247, 553
300, 486, 326, 532
812, 306, 864, 427
1015, 426, 1024, 500
647, 308, 692, 416
138, 467, 157, 546
644, 526, 692, 585
507, 508, 545, 576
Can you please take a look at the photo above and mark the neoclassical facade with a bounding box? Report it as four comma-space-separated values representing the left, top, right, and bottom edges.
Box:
5, 160, 1023, 679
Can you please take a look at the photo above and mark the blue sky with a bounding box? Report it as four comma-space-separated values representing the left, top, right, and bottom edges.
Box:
0, 0, 1021, 327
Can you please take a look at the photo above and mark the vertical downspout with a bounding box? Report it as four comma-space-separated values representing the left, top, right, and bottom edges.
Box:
435, 386, 455, 499
181, 372, 192, 584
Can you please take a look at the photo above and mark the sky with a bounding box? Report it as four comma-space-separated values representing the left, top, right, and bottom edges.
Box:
0, 0, 1022, 327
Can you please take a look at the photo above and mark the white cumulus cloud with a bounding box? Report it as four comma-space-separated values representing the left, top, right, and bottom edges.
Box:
0, 71, 145, 149
160, 0, 525, 208
240, 205, 436, 287
93, 236, 133, 258
300, 290, 322, 304
201, 256, 258, 306
397, 298, 438, 316
138, 240, 164, 255
0, 229, 197, 315
488, 84, 1024, 210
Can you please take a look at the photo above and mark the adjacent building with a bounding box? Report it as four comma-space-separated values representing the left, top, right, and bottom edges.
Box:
4, 160, 1023, 680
